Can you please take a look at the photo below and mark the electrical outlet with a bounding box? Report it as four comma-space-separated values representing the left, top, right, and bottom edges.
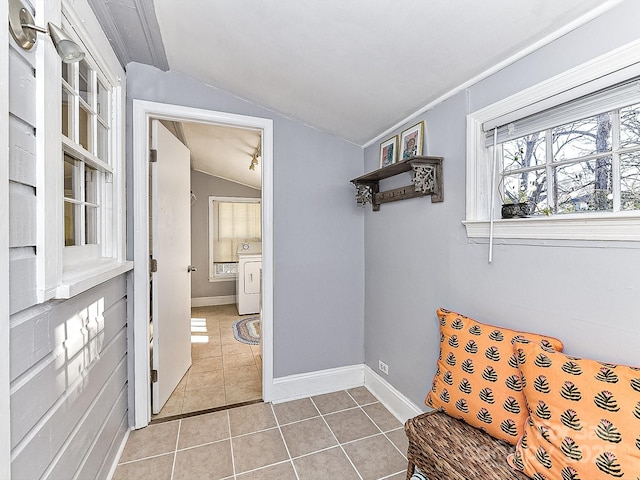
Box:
378, 360, 389, 375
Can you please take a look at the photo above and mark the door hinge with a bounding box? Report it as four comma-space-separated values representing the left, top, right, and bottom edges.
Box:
151, 369, 158, 383
150, 149, 157, 163
150, 258, 158, 273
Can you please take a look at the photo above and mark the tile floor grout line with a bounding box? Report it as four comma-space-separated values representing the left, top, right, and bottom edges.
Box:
379, 470, 407, 479
312, 394, 364, 480
226, 409, 238, 479
357, 398, 408, 460
170, 418, 182, 480
269, 402, 301, 480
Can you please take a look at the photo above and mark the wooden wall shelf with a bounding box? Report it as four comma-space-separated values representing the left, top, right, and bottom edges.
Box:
350, 156, 444, 211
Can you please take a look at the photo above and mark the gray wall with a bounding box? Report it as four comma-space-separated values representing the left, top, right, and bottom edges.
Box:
363, 0, 640, 407
127, 64, 365, 376
190, 169, 261, 300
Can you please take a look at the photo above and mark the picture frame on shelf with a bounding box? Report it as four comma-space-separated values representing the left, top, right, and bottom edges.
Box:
379, 135, 398, 168
400, 121, 424, 160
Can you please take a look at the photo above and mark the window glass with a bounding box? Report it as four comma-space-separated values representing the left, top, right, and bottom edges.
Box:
502, 170, 548, 212
62, 88, 71, 138
64, 201, 77, 246
502, 133, 546, 172
96, 122, 108, 162
78, 60, 91, 104
211, 200, 261, 264
620, 152, 640, 210
553, 113, 612, 161
64, 155, 77, 199
620, 103, 640, 149
97, 80, 109, 122
79, 105, 92, 152
555, 158, 613, 213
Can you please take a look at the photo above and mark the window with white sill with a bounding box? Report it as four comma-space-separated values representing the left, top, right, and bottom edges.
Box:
465, 41, 640, 242
46, 5, 127, 299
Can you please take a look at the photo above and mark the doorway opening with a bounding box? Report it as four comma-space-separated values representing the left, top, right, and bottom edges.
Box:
151, 121, 264, 420
131, 100, 274, 429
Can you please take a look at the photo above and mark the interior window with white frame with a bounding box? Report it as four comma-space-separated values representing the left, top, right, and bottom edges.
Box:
60, 16, 116, 265
494, 96, 640, 216
208, 197, 261, 281
464, 47, 640, 243
44, 4, 129, 301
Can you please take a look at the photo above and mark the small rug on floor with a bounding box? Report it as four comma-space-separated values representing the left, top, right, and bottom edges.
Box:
232, 317, 261, 345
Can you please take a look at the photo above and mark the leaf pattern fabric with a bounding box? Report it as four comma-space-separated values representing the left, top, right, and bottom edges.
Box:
507, 340, 640, 479
425, 308, 564, 444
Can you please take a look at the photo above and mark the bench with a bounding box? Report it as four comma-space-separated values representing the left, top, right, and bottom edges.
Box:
404, 410, 529, 480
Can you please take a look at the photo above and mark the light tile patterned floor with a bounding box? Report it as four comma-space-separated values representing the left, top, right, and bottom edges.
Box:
115, 387, 409, 480
154, 305, 262, 420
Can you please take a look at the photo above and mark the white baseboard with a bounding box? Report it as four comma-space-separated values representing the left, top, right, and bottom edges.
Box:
191, 295, 236, 307
270, 364, 364, 404
268, 363, 424, 424
106, 428, 129, 480
363, 365, 424, 423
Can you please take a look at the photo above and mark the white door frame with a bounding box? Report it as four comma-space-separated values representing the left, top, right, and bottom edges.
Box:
131, 100, 274, 428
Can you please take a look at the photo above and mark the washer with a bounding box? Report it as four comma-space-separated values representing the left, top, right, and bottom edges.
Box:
236, 242, 262, 315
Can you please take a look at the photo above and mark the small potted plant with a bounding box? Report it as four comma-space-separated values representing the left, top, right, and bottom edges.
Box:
499, 177, 532, 218
501, 190, 532, 218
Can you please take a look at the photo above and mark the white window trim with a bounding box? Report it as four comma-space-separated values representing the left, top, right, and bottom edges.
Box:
464, 38, 640, 243
208, 196, 261, 282
37, 0, 131, 302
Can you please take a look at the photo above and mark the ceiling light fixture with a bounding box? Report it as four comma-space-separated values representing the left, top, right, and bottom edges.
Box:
249, 142, 261, 171
8, 0, 85, 63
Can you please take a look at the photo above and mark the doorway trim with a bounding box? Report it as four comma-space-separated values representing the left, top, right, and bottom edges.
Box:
131, 100, 274, 428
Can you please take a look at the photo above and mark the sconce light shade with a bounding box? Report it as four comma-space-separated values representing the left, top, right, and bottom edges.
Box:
47, 22, 85, 63
8, 0, 85, 63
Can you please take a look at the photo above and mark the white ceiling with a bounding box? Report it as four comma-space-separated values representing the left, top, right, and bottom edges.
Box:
183, 123, 262, 190
89, 0, 620, 186
153, 0, 616, 146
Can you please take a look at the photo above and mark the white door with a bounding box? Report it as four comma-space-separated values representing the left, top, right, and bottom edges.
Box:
151, 120, 192, 414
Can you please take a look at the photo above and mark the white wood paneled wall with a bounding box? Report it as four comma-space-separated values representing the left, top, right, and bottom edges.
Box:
8, 36, 38, 315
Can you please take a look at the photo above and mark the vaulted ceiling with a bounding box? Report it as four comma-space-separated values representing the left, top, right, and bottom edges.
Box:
89, 0, 620, 184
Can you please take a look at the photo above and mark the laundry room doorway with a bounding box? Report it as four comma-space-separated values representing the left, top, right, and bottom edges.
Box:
131, 100, 274, 429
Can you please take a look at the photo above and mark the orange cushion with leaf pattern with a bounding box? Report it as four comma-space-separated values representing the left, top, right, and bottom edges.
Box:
425, 308, 564, 445
507, 340, 640, 479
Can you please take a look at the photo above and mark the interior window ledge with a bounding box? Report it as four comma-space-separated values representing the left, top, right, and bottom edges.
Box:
209, 275, 237, 283
463, 214, 640, 242
56, 259, 134, 299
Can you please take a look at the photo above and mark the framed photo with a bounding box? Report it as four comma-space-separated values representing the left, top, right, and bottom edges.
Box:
379, 135, 398, 168
399, 121, 424, 160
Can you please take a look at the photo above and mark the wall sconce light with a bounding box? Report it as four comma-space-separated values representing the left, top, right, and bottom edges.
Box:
8, 0, 85, 63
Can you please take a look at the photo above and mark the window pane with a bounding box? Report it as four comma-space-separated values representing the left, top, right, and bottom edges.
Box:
555, 158, 612, 213
501, 169, 548, 213
501, 133, 545, 172
85, 206, 98, 244
97, 122, 108, 162
78, 60, 92, 105
64, 155, 77, 199
97, 80, 109, 122
620, 152, 640, 211
553, 113, 612, 161
62, 88, 72, 138
64, 201, 78, 246
62, 62, 71, 86
85, 166, 98, 204
79, 105, 92, 152
214, 201, 261, 262
620, 103, 640, 149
